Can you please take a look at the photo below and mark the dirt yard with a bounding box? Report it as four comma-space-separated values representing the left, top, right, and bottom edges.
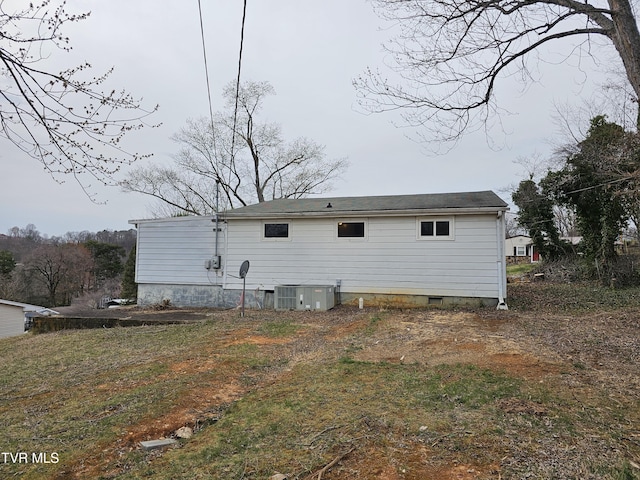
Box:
12, 284, 640, 479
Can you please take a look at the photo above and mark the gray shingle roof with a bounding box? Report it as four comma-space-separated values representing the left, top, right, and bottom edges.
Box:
224, 191, 508, 218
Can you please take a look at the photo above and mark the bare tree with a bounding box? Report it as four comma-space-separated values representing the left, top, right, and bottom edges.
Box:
24, 243, 93, 306
122, 80, 348, 214
0, 1, 157, 192
504, 212, 527, 238
553, 205, 579, 237
355, 0, 640, 142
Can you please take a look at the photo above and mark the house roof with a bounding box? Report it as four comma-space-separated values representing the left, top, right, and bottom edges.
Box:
0, 299, 58, 314
224, 191, 508, 219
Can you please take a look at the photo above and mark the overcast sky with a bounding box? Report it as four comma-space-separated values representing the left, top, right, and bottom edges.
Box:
0, 0, 619, 237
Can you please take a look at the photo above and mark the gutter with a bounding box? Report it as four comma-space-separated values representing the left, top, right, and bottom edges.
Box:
223, 206, 508, 221
496, 211, 509, 310
128, 216, 215, 226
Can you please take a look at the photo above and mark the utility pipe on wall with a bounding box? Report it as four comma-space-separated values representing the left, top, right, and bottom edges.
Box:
214, 180, 220, 261
496, 211, 508, 310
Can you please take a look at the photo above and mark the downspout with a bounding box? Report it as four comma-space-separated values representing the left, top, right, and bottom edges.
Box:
496, 211, 508, 310
214, 180, 220, 261
222, 219, 228, 288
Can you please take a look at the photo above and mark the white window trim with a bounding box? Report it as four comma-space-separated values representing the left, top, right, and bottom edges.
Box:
515, 245, 526, 256
416, 217, 455, 241
262, 221, 291, 241
336, 219, 368, 241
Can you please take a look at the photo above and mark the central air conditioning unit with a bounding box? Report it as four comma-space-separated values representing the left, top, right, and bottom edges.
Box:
274, 285, 336, 311
274, 285, 298, 310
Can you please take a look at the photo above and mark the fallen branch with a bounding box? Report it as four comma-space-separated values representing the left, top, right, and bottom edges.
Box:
316, 447, 355, 480
302, 425, 344, 447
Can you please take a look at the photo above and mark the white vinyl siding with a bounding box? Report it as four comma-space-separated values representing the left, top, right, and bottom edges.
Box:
0, 304, 25, 338
135, 216, 221, 285
224, 214, 500, 298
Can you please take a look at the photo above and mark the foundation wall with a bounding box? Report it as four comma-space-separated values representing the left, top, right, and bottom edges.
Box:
137, 284, 498, 310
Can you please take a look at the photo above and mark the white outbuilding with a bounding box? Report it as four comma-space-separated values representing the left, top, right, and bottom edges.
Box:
130, 191, 509, 309
0, 300, 58, 338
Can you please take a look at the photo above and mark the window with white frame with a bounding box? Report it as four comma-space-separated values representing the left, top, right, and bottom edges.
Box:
515, 245, 526, 256
337, 221, 366, 238
263, 222, 290, 239
417, 218, 454, 240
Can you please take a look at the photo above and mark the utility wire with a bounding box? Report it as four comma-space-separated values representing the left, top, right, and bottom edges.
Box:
197, 0, 218, 156
514, 175, 636, 207
563, 176, 630, 195
227, 0, 248, 198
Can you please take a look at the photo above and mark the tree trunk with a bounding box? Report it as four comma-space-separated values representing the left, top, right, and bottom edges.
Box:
607, 0, 640, 126
245, 137, 265, 203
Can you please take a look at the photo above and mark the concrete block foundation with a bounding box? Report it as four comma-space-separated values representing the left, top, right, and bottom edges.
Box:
137, 284, 274, 309
137, 284, 500, 310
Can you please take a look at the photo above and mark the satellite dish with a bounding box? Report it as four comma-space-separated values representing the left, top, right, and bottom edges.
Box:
239, 260, 250, 279
239, 260, 250, 318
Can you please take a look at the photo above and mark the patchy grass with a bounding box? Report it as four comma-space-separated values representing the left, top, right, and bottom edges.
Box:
0, 285, 638, 479
258, 318, 302, 337
138, 362, 523, 479
506, 262, 536, 276
0, 320, 273, 480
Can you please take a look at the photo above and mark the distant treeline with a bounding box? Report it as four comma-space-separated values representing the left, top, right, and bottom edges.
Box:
0, 224, 136, 261
0, 224, 137, 308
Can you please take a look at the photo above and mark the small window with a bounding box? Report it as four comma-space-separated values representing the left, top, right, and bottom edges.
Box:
435, 221, 449, 236
338, 222, 365, 238
420, 221, 434, 237
418, 218, 454, 240
264, 223, 289, 238
420, 220, 450, 237
515, 245, 526, 256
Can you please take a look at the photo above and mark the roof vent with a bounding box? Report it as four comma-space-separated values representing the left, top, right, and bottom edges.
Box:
326, 202, 332, 208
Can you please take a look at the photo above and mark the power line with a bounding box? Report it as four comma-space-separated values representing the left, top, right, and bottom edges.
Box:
228, 0, 248, 197
563, 176, 629, 195
196, 0, 248, 209
196, 0, 217, 154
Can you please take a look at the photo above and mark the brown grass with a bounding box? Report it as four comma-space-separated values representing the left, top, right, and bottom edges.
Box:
0, 284, 638, 479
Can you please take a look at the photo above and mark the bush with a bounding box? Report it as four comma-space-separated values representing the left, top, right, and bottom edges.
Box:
597, 254, 640, 287
529, 256, 585, 283
531, 254, 640, 287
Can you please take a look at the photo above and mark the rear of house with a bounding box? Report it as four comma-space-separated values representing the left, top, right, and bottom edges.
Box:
131, 191, 509, 309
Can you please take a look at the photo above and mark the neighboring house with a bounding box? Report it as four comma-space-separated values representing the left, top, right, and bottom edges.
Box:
505, 235, 539, 263
562, 236, 583, 247
0, 300, 58, 338
130, 190, 509, 309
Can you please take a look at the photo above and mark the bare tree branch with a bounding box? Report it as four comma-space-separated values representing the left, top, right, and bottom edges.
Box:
355, 0, 640, 143
0, 1, 158, 196
122, 80, 348, 215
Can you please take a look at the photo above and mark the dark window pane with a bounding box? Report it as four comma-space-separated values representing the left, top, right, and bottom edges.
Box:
265, 223, 289, 238
420, 221, 434, 236
338, 222, 365, 237
435, 221, 450, 236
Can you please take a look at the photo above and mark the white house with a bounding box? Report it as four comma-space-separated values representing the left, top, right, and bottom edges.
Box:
505, 235, 539, 262
130, 191, 509, 309
0, 300, 58, 338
